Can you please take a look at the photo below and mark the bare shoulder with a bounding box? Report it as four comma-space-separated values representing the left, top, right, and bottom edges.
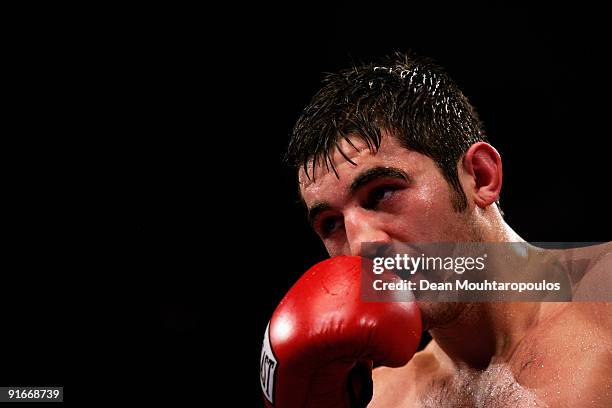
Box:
528, 300, 612, 406
566, 242, 611, 287
569, 243, 612, 329
370, 340, 452, 407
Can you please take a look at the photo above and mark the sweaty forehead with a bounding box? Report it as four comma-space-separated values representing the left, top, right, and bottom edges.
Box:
298, 132, 417, 189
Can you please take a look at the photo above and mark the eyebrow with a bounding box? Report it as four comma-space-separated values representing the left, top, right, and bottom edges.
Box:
306, 166, 411, 227
349, 166, 411, 195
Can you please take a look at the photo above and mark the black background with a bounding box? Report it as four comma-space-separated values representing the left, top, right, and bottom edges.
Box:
8, 1, 611, 406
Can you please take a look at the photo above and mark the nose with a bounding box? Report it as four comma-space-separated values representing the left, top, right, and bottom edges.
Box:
343, 208, 391, 256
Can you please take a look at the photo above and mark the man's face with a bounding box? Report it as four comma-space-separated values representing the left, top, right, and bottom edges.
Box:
299, 132, 483, 257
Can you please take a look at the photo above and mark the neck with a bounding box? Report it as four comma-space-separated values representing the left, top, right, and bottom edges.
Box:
428, 301, 543, 369
427, 219, 545, 368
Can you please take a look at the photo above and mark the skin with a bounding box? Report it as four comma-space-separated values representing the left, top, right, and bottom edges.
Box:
299, 131, 612, 407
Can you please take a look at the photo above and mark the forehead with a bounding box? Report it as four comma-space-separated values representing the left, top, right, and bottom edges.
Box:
298, 132, 425, 197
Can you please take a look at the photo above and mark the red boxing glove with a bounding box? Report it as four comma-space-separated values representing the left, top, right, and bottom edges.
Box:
260, 256, 421, 408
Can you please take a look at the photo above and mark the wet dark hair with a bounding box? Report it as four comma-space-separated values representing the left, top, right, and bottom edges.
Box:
286, 52, 491, 212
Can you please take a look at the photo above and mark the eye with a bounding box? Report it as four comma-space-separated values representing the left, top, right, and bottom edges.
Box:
364, 185, 399, 209
318, 216, 343, 237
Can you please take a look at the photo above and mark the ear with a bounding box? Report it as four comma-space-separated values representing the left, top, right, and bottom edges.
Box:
461, 142, 502, 208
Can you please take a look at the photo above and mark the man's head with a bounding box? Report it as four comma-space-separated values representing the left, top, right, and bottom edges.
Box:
287, 52, 510, 327
287, 53, 505, 258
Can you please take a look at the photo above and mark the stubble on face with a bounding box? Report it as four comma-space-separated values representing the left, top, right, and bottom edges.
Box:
298, 131, 489, 330
417, 209, 488, 330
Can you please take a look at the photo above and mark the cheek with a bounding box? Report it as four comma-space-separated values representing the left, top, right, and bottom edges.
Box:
390, 183, 459, 239
322, 238, 349, 257
416, 181, 446, 213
